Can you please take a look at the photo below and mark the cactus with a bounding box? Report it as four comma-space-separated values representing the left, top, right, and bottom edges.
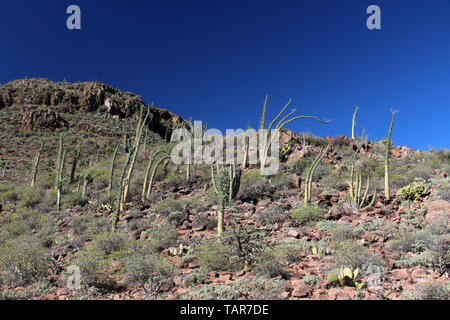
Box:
108, 140, 121, 197
142, 149, 166, 201
81, 173, 93, 199
258, 96, 329, 171
55, 134, 65, 189
397, 182, 430, 200
328, 268, 365, 289
30, 142, 44, 187
146, 155, 171, 200
259, 95, 269, 131
304, 143, 330, 205
185, 118, 208, 180
55, 134, 67, 211
351, 106, 359, 140
122, 106, 150, 203
211, 163, 242, 237
350, 169, 377, 209
385, 111, 396, 200
1, 159, 5, 177
70, 142, 82, 184
241, 124, 252, 169
113, 147, 135, 232
56, 147, 67, 211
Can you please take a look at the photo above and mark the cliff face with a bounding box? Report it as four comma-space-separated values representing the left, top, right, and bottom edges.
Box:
0, 78, 184, 139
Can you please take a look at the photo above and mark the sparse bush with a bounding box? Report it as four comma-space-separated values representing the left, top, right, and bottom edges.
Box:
333, 240, 385, 275
291, 205, 325, 225
147, 223, 178, 252
319, 172, 348, 192
406, 282, 450, 300
253, 249, 290, 279
194, 215, 218, 230
256, 205, 286, 225
272, 240, 311, 263
195, 239, 238, 272
74, 231, 136, 288
124, 253, 175, 296
239, 170, 275, 201
303, 275, 321, 286
387, 230, 436, 253
0, 235, 50, 286
185, 268, 207, 287
181, 276, 288, 300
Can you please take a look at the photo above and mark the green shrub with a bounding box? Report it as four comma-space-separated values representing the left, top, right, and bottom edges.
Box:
332, 240, 385, 275
253, 249, 289, 279
17, 185, 45, 209
397, 182, 430, 200
0, 235, 50, 286
185, 267, 207, 287
387, 230, 436, 253
303, 275, 321, 286
74, 231, 136, 288
124, 253, 175, 295
195, 239, 237, 272
291, 205, 326, 225
194, 215, 217, 230
181, 276, 288, 300
239, 170, 275, 201
256, 205, 286, 225
406, 282, 450, 300
147, 223, 178, 252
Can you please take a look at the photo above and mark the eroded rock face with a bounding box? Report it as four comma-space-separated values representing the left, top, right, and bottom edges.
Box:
20, 105, 69, 132
0, 78, 184, 139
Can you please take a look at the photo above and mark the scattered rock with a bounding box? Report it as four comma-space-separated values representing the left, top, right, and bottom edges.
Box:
291, 285, 312, 298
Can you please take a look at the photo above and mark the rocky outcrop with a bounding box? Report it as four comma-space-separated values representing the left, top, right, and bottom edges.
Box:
0, 78, 184, 139
19, 105, 69, 132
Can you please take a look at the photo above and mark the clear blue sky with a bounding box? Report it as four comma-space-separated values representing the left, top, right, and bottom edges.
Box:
1, 0, 449, 150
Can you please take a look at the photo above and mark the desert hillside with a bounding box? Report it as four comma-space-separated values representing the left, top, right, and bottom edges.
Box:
0, 79, 448, 300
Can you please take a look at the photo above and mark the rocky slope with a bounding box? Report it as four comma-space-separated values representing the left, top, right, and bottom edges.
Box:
0, 79, 448, 301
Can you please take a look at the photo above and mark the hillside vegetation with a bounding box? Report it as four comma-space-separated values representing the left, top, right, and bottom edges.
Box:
0, 79, 448, 300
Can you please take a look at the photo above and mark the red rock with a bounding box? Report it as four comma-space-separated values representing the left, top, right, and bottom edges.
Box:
56, 288, 68, 296
411, 268, 429, 278
57, 295, 67, 300
218, 274, 232, 282
341, 286, 360, 300
43, 294, 57, 300
188, 260, 201, 269
291, 285, 312, 298
391, 268, 410, 280
191, 223, 206, 231
287, 230, 300, 238
14, 286, 27, 292
110, 262, 123, 273
173, 275, 184, 286
281, 291, 290, 298
176, 288, 190, 296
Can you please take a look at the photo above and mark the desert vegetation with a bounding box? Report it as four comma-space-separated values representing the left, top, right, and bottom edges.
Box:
0, 79, 448, 300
